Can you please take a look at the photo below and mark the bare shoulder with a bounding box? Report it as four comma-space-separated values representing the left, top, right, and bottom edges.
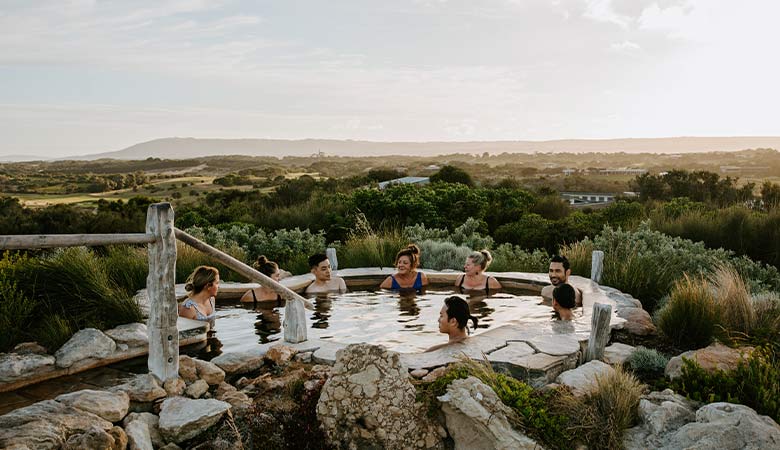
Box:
540, 285, 553, 300
488, 276, 502, 289
379, 276, 393, 289
420, 272, 429, 285
337, 277, 347, 292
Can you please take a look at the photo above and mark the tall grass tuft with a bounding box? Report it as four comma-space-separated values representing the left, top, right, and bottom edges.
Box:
709, 264, 755, 336
555, 366, 644, 450
175, 242, 244, 283
103, 245, 148, 295
752, 292, 780, 346
656, 274, 718, 350
560, 239, 594, 278
339, 214, 408, 269
15, 247, 143, 350
0, 252, 36, 351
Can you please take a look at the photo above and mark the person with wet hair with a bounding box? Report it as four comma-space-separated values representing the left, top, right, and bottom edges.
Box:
426, 296, 479, 351
179, 266, 220, 325
456, 249, 502, 292
541, 255, 583, 307
552, 283, 577, 321
380, 244, 429, 290
305, 253, 347, 294
240, 256, 283, 306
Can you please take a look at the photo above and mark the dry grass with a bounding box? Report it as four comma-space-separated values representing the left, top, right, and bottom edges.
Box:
555, 366, 644, 450
709, 264, 755, 336
656, 274, 718, 350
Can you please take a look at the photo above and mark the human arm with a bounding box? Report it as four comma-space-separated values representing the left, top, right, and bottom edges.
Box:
420, 272, 429, 287
488, 276, 502, 290
178, 302, 197, 320
379, 275, 393, 289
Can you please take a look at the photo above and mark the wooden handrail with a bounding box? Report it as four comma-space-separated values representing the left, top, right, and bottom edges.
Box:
0, 233, 156, 249
173, 227, 314, 310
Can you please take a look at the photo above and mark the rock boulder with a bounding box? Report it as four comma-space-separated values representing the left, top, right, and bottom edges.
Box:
54, 328, 116, 368
158, 397, 231, 444
438, 376, 540, 450
316, 343, 443, 450
665, 343, 754, 380
0, 400, 113, 449
55, 389, 130, 422
105, 323, 149, 348
0, 352, 56, 382
555, 360, 615, 395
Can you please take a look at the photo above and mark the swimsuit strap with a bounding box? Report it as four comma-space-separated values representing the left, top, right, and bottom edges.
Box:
458, 274, 465, 288
485, 275, 491, 293
183, 299, 206, 320
390, 275, 400, 290
413, 272, 423, 290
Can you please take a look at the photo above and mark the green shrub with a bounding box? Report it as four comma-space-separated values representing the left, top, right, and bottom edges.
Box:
35, 314, 75, 352
0, 252, 36, 351
416, 240, 472, 270
656, 275, 718, 350
672, 346, 780, 422
404, 217, 494, 250
626, 346, 669, 378
175, 242, 244, 283
338, 215, 408, 269
489, 244, 549, 273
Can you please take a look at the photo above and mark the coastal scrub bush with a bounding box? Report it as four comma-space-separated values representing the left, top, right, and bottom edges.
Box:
562, 223, 780, 313
489, 244, 549, 273
656, 275, 718, 350
625, 346, 669, 379
672, 346, 780, 422
0, 252, 36, 351
175, 242, 244, 283
416, 240, 472, 270
102, 245, 148, 295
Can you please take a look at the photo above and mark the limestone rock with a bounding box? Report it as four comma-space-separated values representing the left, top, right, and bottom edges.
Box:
422, 366, 448, 383
164, 377, 186, 397
265, 344, 297, 366
665, 343, 754, 380
193, 358, 225, 385
125, 420, 154, 450
158, 397, 231, 444
603, 342, 636, 365
555, 360, 615, 395
616, 307, 657, 336
438, 377, 540, 450
410, 369, 429, 378
63, 424, 118, 450
186, 379, 210, 399
0, 352, 56, 382
216, 386, 252, 410
109, 426, 128, 450
55, 389, 130, 422
178, 355, 198, 382
316, 343, 443, 449
112, 374, 167, 403
294, 351, 313, 363
12, 341, 48, 355
123, 412, 164, 449
54, 328, 117, 368
105, 323, 149, 348
624, 393, 780, 450
211, 350, 265, 375
0, 399, 113, 449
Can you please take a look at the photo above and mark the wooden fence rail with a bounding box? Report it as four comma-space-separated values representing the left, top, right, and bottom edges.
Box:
0, 233, 156, 250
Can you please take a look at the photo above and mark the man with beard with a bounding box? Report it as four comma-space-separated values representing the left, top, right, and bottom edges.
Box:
541, 255, 582, 307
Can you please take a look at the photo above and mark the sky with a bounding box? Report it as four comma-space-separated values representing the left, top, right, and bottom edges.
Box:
1, 0, 779, 158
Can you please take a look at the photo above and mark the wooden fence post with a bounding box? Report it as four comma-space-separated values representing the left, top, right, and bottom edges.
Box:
326, 247, 338, 272
146, 203, 179, 381
591, 250, 604, 284
584, 303, 612, 362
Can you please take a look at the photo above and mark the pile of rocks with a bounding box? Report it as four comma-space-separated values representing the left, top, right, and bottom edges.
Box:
0, 343, 310, 449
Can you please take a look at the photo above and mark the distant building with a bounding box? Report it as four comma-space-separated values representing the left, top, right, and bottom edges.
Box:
378, 176, 430, 190
424, 164, 441, 171
561, 192, 616, 205
562, 168, 577, 176
598, 168, 648, 175
720, 166, 763, 174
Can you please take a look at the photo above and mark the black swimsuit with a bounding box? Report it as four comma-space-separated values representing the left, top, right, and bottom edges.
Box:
458, 275, 492, 294
251, 289, 282, 308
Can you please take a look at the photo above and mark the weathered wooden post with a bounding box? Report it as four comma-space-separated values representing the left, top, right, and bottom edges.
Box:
591, 250, 604, 284
146, 203, 179, 381
584, 302, 612, 362
326, 247, 338, 272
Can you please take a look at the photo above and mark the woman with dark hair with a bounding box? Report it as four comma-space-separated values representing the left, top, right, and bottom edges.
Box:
380, 244, 429, 290
240, 256, 283, 306
426, 296, 479, 352
179, 266, 220, 325
456, 249, 502, 293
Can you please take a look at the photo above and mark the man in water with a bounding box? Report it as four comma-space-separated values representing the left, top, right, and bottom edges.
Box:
305, 253, 347, 294
541, 255, 583, 307
552, 283, 576, 321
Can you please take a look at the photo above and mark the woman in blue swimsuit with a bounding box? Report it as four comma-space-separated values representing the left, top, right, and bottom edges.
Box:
178, 266, 220, 327
380, 244, 429, 290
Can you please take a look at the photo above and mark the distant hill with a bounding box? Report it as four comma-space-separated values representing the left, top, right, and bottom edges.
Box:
63, 136, 780, 160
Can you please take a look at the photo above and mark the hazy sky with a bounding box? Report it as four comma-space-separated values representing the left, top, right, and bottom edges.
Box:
1, 0, 778, 157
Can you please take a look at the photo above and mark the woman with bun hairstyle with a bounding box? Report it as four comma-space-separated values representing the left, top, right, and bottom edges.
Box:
456, 249, 502, 293
379, 244, 429, 290
426, 295, 479, 351
178, 266, 220, 325
240, 256, 283, 306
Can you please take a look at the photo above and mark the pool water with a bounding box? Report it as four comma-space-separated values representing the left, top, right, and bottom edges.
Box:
204, 287, 554, 354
